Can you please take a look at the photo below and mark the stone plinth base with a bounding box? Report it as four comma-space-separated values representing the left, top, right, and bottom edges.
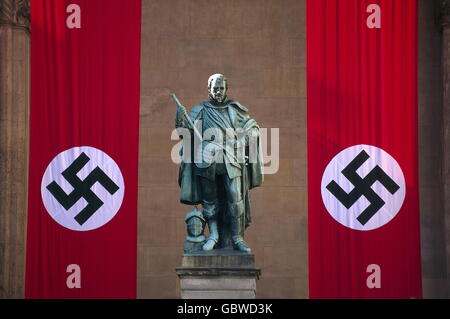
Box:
176, 250, 261, 299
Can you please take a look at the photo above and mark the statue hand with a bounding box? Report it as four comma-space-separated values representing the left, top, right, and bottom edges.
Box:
176, 104, 186, 118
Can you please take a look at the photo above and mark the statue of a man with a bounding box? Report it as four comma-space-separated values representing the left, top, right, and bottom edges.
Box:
175, 74, 264, 252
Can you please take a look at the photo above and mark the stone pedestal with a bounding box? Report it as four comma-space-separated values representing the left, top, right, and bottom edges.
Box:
176, 250, 261, 299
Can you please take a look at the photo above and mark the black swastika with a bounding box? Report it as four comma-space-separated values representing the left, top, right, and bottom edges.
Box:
46, 152, 119, 226
326, 150, 400, 226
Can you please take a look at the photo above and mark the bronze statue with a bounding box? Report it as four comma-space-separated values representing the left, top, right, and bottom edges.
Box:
173, 74, 264, 253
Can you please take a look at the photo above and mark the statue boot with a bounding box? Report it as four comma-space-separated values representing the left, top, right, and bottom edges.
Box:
202, 201, 219, 251
229, 200, 251, 253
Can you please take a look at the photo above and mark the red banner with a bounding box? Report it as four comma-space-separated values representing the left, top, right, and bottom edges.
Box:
26, 0, 141, 298
307, 0, 421, 298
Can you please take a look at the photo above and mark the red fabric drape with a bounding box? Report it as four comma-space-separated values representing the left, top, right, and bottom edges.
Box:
307, 0, 421, 298
26, 0, 141, 298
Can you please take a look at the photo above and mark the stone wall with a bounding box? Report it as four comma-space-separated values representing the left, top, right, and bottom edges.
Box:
0, 0, 29, 299
137, 0, 308, 298
439, 0, 450, 298
418, 0, 447, 298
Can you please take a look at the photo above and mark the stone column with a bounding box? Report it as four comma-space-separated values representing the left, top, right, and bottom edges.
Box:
0, 0, 29, 298
440, 0, 450, 299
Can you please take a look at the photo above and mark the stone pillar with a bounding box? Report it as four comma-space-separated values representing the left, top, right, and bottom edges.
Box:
176, 250, 261, 299
440, 0, 450, 299
0, 0, 29, 298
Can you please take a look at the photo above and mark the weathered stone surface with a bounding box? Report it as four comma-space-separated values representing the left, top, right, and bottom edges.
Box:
439, 0, 450, 27
180, 277, 256, 290
138, 245, 182, 277
137, 275, 179, 299
420, 0, 449, 298
177, 268, 260, 278
443, 24, 450, 301
263, 68, 306, 98
181, 288, 255, 299
177, 252, 260, 278
0, 0, 30, 31
256, 276, 299, 299
0, 1, 29, 297
181, 250, 255, 268
138, 0, 308, 299
176, 250, 260, 299
0, 243, 25, 298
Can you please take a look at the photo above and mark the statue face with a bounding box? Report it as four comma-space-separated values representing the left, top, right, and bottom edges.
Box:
208, 77, 227, 103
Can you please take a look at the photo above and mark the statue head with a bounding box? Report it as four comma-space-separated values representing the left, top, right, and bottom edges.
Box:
208, 73, 228, 103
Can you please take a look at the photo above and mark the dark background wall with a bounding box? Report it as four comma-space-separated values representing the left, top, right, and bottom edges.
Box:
418, 0, 448, 298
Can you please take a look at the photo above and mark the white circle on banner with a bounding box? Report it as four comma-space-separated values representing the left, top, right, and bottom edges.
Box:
321, 144, 405, 231
41, 146, 125, 231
